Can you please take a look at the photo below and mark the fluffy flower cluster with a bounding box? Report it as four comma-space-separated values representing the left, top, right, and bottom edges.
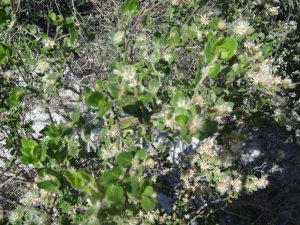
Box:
245, 175, 269, 192
101, 143, 120, 160
189, 134, 271, 196
43, 39, 55, 48
232, 19, 254, 36
113, 65, 138, 87
247, 60, 294, 89
20, 186, 55, 207
212, 103, 233, 122
35, 60, 50, 73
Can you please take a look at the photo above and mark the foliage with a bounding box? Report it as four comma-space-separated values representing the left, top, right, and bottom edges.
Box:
0, 0, 299, 224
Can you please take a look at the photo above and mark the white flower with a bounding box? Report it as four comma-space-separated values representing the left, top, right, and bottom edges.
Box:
112, 31, 124, 45
289, 21, 297, 31
170, 0, 180, 6
245, 177, 259, 192
101, 144, 119, 160
192, 92, 204, 107
281, 78, 294, 88
199, 160, 210, 170
43, 39, 55, 48
156, 99, 162, 105
9, 211, 20, 224
196, 30, 203, 40
121, 66, 138, 87
36, 60, 50, 73
255, 175, 269, 189
216, 182, 230, 195
216, 175, 231, 195
107, 129, 118, 138
247, 70, 274, 88
3, 70, 13, 83
213, 103, 233, 118
20, 191, 38, 206
200, 14, 211, 26
189, 115, 205, 134
137, 34, 146, 43
164, 117, 174, 128
162, 52, 172, 62
232, 19, 254, 36
269, 6, 279, 16
244, 41, 258, 51
259, 64, 272, 75
231, 178, 243, 192
217, 20, 226, 29
199, 137, 215, 156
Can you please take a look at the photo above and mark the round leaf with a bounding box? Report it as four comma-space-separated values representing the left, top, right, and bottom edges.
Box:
116, 152, 133, 168
106, 185, 124, 203
216, 37, 238, 61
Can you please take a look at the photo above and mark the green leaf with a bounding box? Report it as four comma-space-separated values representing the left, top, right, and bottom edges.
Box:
40, 145, 47, 161
101, 168, 122, 184
0, 44, 6, 63
106, 185, 124, 203
175, 115, 189, 126
27, 25, 37, 34
204, 42, 214, 63
64, 17, 74, 26
120, 0, 139, 16
69, 28, 78, 46
84, 91, 106, 109
208, 63, 222, 78
198, 120, 218, 139
138, 92, 153, 104
21, 138, 37, 150
5, 47, 12, 58
149, 79, 160, 93
238, 55, 250, 70
99, 101, 112, 116
58, 201, 72, 214
20, 138, 39, 158
50, 12, 57, 22
142, 185, 154, 196
64, 170, 94, 190
135, 149, 147, 161
37, 180, 58, 193
5, 87, 26, 107
141, 196, 157, 211
181, 128, 192, 143
152, 32, 164, 47
118, 95, 136, 107
125, 176, 141, 200
207, 31, 216, 46
171, 90, 186, 107
108, 83, 120, 99
167, 28, 181, 47
67, 137, 79, 158
116, 152, 133, 168
71, 109, 80, 123
149, 48, 161, 63
141, 186, 157, 211
215, 37, 238, 61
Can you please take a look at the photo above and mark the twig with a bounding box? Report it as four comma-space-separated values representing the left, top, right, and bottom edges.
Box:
185, 0, 210, 25
131, 0, 164, 32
